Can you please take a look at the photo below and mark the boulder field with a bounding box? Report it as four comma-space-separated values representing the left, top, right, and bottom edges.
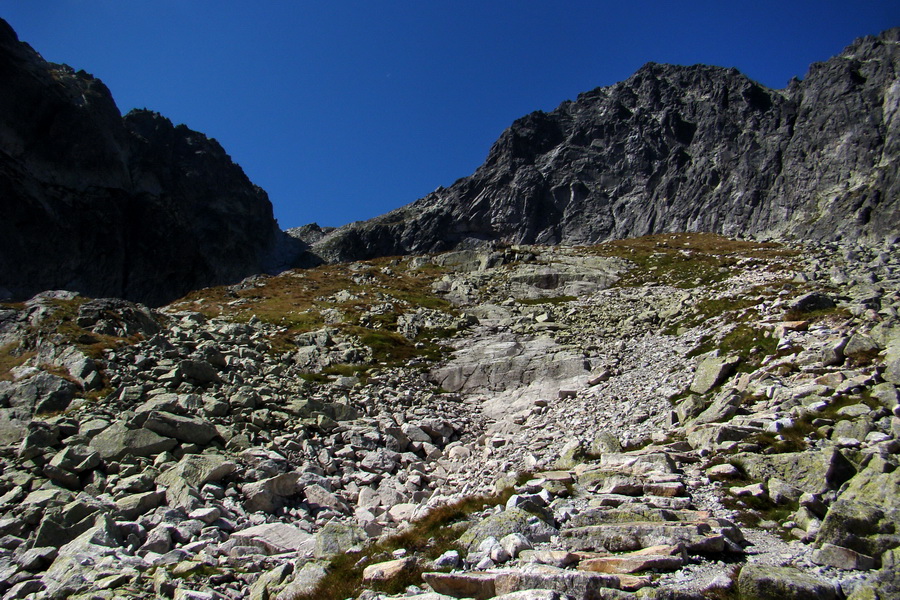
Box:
0, 233, 898, 599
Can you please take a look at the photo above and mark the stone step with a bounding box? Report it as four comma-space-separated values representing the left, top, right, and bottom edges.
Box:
578, 552, 684, 574
562, 521, 725, 554
424, 564, 641, 599
566, 507, 711, 528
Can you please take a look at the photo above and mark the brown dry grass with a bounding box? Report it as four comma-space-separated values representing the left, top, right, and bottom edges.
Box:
588, 232, 798, 288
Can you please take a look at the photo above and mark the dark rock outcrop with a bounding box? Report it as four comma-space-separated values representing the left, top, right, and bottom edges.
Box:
311, 28, 900, 262
0, 18, 304, 306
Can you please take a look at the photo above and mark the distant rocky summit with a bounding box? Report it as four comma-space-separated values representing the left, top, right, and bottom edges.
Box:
0, 19, 304, 306
311, 28, 900, 263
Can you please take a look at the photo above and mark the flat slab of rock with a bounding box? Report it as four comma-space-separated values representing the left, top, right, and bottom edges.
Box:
578, 552, 684, 574
230, 523, 313, 555
89, 422, 178, 460
562, 522, 723, 554
812, 543, 875, 571
142, 411, 218, 445
458, 508, 558, 552
732, 447, 856, 496
690, 355, 739, 394
494, 564, 625, 598
737, 563, 836, 600
423, 571, 500, 600
156, 453, 237, 489
362, 557, 417, 583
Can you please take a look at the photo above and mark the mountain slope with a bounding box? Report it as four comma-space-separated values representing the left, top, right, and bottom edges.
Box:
0, 18, 304, 306
311, 28, 900, 263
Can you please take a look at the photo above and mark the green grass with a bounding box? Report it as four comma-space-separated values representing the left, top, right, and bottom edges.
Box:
171, 256, 459, 371
294, 487, 518, 600
588, 233, 796, 289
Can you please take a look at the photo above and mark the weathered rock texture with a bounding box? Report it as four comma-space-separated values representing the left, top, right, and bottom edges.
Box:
0, 19, 304, 306
312, 28, 900, 263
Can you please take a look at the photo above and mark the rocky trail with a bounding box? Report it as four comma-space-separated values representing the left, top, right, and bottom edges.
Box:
0, 233, 898, 600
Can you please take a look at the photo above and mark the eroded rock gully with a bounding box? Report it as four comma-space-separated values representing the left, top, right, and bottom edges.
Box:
0, 236, 899, 600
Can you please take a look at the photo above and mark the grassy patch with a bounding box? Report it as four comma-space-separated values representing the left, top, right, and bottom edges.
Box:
588, 233, 796, 289
782, 305, 852, 324
171, 256, 457, 370
295, 488, 517, 600
0, 342, 35, 381
1, 298, 142, 382
686, 324, 779, 374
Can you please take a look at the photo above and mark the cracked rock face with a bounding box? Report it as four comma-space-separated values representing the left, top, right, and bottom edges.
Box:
312, 28, 900, 263
0, 19, 305, 306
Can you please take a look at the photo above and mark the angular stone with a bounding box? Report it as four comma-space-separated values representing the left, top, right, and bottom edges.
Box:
686, 423, 760, 451
15, 546, 57, 571
578, 553, 683, 574
692, 391, 742, 424
360, 448, 400, 473
690, 355, 740, 394
275, 563, 328, 600
4, 372, 76, 415
142, 411, 218, 445
247, 562, 293, 600
500, 533, 533, 559
362, 557, 416, 583
42, 515, 122, 598
789, 292, 836, 314
494, 564, 623, 597
562, 522, 723, 554
17, 422, 60, 460
422, 571, 499, 600
116, 490, 165, 520
243, 472, 300, 513
33, 497, 105, 548
816, 460, 900, 558
843, 334, 880, 361
178, 359, 221, 384
156, 453, 237, 489
48, 444, 101, 473
89, 422, 178, 460
230, 523, 314, 555
707, 463, 740, 481
313, 522, 366, 559
520, 550, 581, 568
458, 508, 558, 552
812, 543, 875, 571
737, 563, 836, 600
732, 448, 856, 495
303, 483, 350, 514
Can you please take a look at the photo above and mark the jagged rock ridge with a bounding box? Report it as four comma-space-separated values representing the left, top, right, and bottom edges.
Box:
311, 28, 900, 263
0, 19, 304, 306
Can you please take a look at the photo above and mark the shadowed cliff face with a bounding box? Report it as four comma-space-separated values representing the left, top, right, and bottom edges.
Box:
0, 19, 304, 306
311, 28, 900, 263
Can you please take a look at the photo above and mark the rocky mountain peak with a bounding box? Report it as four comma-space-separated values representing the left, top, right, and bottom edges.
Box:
309, 27, 900, 265
0, 18, 304, 306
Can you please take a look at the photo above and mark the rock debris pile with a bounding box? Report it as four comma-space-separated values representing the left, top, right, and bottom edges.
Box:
0, 233, 898, 600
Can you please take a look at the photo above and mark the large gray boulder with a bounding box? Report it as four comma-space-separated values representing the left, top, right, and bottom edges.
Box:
88, 421, 178, 460
737, 564, 836, 600
458, 508, 558, 553
731, 448, 856, 496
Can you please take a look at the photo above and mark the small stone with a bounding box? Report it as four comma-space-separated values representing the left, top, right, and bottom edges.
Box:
362, 557, 416, 583
706, 463, 740, 481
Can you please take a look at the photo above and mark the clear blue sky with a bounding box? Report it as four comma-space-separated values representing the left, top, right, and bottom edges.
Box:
4, 2, 897, 229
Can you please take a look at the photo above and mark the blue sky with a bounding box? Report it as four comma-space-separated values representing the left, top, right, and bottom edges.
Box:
4, 2, 897, 229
